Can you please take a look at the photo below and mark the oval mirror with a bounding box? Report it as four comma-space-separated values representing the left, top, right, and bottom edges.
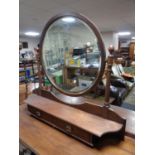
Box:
40, 12, 106, 96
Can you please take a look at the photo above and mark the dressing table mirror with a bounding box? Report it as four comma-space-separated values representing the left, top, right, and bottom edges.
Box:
26, 12, 126, 147
40, 13, 105, 97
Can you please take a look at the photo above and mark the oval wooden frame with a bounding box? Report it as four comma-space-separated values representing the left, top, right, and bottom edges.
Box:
39, 12, 106, 96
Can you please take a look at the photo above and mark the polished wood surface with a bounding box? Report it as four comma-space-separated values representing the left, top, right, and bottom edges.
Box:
20, 104, 135, 155
129, 42, 135, 61
86, 98, 135, 138
26, 94, 123, 137
34, 89, 135, 137
19, 83, 134, 138
104, 56, 113, 104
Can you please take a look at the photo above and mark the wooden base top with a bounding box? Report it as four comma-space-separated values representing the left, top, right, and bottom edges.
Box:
20, 104, 135, 155
25, 94, 123, 137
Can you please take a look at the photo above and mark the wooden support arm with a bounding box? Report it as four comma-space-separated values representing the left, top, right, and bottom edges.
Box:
104, 55, 114, 106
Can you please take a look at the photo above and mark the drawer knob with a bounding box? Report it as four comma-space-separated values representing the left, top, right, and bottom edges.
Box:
36, 111, 41, 117
66, 125, 71, 133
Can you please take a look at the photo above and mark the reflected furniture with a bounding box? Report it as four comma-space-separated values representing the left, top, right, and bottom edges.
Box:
19, 60, 37, 83
63, 65, 98, 89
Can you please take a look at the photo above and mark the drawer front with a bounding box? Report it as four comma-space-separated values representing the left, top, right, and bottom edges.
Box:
28, 105, 72, 132
71, 126, 92, 144
28, 105, 93, 146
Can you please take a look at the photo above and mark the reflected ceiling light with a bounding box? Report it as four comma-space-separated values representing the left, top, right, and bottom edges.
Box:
24, 31, 40, 37
62, 17, 75, 22
86, 42, 91, 46
132, 37, 135, 39
109, 44, 114, 48
118, 32, 131, 36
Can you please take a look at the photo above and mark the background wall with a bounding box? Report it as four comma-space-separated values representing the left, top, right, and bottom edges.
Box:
19, 31, 119, 57
19, 36, 40, 52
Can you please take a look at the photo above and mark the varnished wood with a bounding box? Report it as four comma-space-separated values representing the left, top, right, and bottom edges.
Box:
112, 106, 135, 138
20, 104, 135, 155
33, 89, 134, 137
36, 48, 42, 94
104, 56, 113, 105
129, 42, 135, 61
19, 84, 134, 138
26, 94, 125, 146
26, 94, 123, 136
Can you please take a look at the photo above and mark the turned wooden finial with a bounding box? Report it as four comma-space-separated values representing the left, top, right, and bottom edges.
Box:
108, 45, 115, 55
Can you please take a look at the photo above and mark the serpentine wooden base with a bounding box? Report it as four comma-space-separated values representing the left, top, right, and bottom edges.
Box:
26, 94, 126, 147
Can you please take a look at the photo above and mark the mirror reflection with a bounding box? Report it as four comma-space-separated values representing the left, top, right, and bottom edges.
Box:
42, 16, 101, 93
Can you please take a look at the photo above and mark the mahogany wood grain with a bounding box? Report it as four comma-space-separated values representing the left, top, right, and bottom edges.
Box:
25, 94, 123, 137
20, 104, 135, 155
19, 83, 134, 138
33, 89, 134, 137
104, 56, 113, 104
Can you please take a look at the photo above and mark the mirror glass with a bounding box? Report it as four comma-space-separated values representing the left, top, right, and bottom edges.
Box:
42, 16, 102, 94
